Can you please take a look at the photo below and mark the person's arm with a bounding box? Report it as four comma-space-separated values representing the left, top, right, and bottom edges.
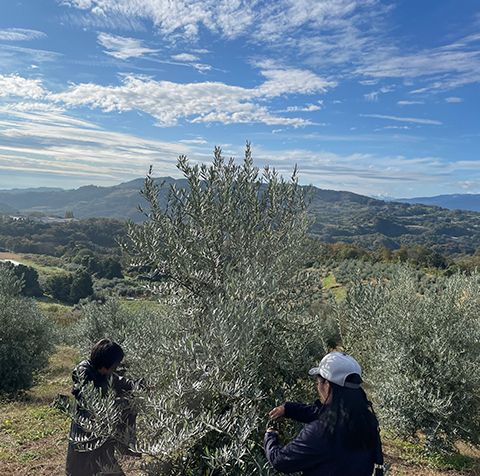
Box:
264, 421, 326, 473
270, 400, 320, 424
284, 401, 321, 423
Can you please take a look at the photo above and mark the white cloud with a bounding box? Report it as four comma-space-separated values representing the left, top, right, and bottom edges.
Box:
171, 53, 199, 62
0, 74, 45, 99
97, 33, 159, 59
445, 97, 463, 103
359, 79, 378, 86
0, 108, 187, 183
179, 139, 208, 144
57, 0, 480, 98
0, 44, 62, 64
397, 100, 424, 105
409, 88, 429, 94
0, 28, 47, 41
256, 67, 336, 97
48, 67, 334, 127
361, 114, 442, 125
280, 101, 323, 112
60, 0, 384, 49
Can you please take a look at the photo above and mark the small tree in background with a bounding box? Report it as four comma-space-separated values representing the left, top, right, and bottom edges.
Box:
69, 267, 93, 304
72, 144, 324, 475
339, 266, 480, 452
0, 265, 57, 395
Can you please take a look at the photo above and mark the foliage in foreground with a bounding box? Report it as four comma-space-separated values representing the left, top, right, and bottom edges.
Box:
0, 265, 57, 395
340, 267, 480, 452
71, 145, 324, 475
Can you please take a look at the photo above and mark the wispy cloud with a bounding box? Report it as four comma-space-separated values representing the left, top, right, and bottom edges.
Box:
356, 35, 480, 92
0, 108, 188, 183
361, 114, 442, 125
280, 102, 323, 112
398, 100, 424, 105
97, 33, 159, 59
360, 79, 378, 86
364, 91, 379, 101
0, 28, 47, 41
445, 97, 463, 103
0, 44, 62, 64
179, 138, 208, 144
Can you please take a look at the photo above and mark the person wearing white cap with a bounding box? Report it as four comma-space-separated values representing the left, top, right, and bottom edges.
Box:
264, 352, 383, 476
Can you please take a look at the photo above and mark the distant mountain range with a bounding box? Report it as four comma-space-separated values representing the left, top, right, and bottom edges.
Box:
391, 194, 480, 213
2, 179, 480, 255
0, 178, 188, 223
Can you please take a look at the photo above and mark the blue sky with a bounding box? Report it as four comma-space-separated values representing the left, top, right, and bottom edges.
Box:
0, 0, 479, 198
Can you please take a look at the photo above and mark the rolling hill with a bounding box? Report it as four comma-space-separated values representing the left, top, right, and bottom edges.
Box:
1, 179, 480, 256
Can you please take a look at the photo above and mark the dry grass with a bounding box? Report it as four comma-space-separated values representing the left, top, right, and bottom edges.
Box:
0, 252, 24, 262
1, 345, 478, 476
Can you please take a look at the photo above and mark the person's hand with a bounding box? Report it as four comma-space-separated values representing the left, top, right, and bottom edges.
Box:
265, 429, 279, 435
269, 404, 286, 423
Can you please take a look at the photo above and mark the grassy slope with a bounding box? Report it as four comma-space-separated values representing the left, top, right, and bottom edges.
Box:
0, 252, 65, 278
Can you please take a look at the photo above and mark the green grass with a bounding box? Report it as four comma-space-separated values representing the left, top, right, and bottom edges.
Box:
329, 286, 347, 301
388, 438, 479, 472
322, 274, 336, 289
122, 298, 163, 312
0, 346, 75, 469
321, 273, 347, 301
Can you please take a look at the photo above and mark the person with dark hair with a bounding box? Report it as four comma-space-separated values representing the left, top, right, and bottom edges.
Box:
66, 339, 140, 476
264, 352, 383, 476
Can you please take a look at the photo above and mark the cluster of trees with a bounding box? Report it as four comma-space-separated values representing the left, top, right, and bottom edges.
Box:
308, 192, 480, 256
0, 217, 124, 255
44, 268, 93, 304
313, 241, 464, 275
0, 261, 43, 297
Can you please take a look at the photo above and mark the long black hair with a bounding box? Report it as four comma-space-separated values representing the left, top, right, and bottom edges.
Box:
319, 373, 379, 452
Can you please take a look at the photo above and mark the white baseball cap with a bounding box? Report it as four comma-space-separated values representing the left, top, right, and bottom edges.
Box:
308, 352, 362, 389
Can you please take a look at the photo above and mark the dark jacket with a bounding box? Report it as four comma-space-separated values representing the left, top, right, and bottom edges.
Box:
65, 360, 136, 476
264, 400, 376, 476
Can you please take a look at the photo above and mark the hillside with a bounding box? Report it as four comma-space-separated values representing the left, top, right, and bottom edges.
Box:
0, 178, 189, 223
1, 180, 480, 256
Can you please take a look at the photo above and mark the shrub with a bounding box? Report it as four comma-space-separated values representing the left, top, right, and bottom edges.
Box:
339, 267, 480, 452
0, 266, 57, 395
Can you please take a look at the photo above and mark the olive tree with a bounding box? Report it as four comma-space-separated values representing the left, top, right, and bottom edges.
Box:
72, 144, 325, 475
339, 266, 480, 452
0, 264, 57, 395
